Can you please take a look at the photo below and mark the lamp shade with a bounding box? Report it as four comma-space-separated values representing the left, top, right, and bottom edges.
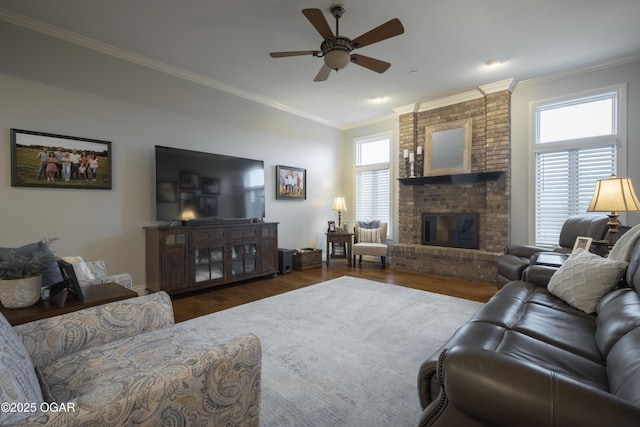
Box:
332, 197, 348, 211
587, 175, 640, 212
324, 49, 351, 70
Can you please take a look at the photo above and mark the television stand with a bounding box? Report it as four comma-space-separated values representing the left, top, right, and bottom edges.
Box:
145, 222, 278, 295
182, 218, 253, 226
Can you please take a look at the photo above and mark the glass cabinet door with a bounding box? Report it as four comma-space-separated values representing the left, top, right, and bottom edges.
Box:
231, 244, 257, 277
194, 246, 225, 283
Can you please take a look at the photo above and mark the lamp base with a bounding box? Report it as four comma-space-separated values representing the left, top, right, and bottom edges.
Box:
606, 212, 620, 247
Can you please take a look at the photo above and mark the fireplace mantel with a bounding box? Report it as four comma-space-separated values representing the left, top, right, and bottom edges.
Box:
398, 171, 503, 185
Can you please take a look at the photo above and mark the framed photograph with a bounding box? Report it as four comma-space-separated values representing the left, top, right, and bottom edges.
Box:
197, 196, 218, 217
11, 128, 112, 190
180, 172, 200, 190
201, 177, 221, 194
57, 259, 84, 301
276, 165, 306, 200
573, 236, 593, 252
156, 181, 177, 202
328, 221, 336, 232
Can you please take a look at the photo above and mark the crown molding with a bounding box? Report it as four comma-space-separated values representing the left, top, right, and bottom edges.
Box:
516, 54, 640, 90
393, 103, 419, 116
341, 113, 398, 131
418, 89, 484, 112
0, 8, 339, 129
478, 78, 516, 95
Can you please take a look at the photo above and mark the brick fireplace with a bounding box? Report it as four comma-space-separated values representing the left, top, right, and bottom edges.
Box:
391, 83, 512, 283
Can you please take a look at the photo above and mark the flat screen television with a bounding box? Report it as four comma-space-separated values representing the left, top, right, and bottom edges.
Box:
155, 146, 265, 222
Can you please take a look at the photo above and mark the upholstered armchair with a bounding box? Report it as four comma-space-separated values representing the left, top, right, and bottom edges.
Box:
353, 221, 389, 269
2, 292, 261, 426
61, 256, 133, 290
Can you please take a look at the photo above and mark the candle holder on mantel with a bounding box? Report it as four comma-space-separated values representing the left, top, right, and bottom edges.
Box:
415, 152, 423, 177
409, 152, 415, 178
404, 158, 410, 178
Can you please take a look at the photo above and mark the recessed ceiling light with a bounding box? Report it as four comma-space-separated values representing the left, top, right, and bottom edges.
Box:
370, 96, 386, 103
486, 58, 504, 67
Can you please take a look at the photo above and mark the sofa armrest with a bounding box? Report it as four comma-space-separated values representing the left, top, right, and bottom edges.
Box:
422, 346, 640, 427
523, 264, 558, 287
82, 273, 133, 290
84, 259, 106, 278
13, 291, 174, 369
503, 244, 548, 258
82, 260, 133, 289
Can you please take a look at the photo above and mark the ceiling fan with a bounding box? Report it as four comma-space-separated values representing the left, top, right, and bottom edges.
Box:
270, 4, 404, 82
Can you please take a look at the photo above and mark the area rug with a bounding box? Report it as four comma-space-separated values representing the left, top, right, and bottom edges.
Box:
178, 276, 484, 426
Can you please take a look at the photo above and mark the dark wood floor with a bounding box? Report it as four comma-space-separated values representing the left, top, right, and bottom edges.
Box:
170, 261, 497, 323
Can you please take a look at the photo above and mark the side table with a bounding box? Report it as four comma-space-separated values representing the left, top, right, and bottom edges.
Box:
326, 232, 353, 266
0, 282, 138, 326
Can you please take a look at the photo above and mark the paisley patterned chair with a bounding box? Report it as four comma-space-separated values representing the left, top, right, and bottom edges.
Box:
1, 291, 261, 426
60, 256, 133, 290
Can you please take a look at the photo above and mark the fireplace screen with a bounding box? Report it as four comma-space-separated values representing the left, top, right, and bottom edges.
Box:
422, 213, 479, 249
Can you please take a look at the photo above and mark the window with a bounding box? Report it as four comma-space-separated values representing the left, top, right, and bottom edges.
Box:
354, 133, 391, 230
533, 86, 624, 246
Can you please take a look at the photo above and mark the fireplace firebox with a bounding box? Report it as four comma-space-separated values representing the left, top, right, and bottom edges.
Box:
421, 213, 479, 249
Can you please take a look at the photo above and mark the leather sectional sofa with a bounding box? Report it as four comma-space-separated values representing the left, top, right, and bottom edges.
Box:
418, 229, 640, 426
496, 214, 609, 288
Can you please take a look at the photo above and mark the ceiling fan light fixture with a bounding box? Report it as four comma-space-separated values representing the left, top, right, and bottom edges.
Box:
324, 48, 351, 70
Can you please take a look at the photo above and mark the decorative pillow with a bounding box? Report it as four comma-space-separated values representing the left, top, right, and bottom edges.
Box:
358, 220, 380, 230
0, 242, 62, 287
62, 256, 95, 282
547, 249, 628, 314
358, 228, 381, 243
0, 313, 44, 425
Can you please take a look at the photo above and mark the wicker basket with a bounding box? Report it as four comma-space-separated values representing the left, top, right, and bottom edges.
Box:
292, 248, 322, 271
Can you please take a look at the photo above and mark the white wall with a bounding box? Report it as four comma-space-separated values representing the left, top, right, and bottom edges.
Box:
511, 59, 640, 245
0, 22, 345, 286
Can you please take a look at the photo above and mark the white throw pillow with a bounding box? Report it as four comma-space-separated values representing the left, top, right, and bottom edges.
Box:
61, 256, 95, 282
547, 249, 628, 314
358, 228, 381, 243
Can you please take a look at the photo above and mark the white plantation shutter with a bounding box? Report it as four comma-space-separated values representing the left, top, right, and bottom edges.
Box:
535, 146, 616, 245
533, 87, 622, 246
355, 168, 390, 223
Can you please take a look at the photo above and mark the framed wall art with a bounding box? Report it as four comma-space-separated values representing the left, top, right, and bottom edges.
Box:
11, 128, 112, 190
276, 165, 306, 200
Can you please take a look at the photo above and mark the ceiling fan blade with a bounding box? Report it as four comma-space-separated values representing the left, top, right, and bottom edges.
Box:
350, 18, 404, 49
314, 64, 332, 82
302, 8, 335, 41
270, 50, 320, 58
350, 54, 391, 74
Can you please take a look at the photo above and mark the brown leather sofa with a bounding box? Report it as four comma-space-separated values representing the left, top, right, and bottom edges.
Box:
496, 214, 609, 288
418, 237, 640, 427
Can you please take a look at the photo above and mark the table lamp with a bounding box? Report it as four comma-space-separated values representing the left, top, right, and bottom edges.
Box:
587, 175, 640, 246
332, 197, 348, 229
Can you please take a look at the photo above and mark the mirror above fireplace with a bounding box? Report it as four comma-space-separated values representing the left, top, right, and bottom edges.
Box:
424, 118, 472, 176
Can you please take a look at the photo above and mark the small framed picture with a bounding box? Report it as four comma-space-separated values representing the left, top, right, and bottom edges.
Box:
327, 221, 336, 232
572, 236, 592, 252
57, 259, 84, 301
276, 165, 306, 200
